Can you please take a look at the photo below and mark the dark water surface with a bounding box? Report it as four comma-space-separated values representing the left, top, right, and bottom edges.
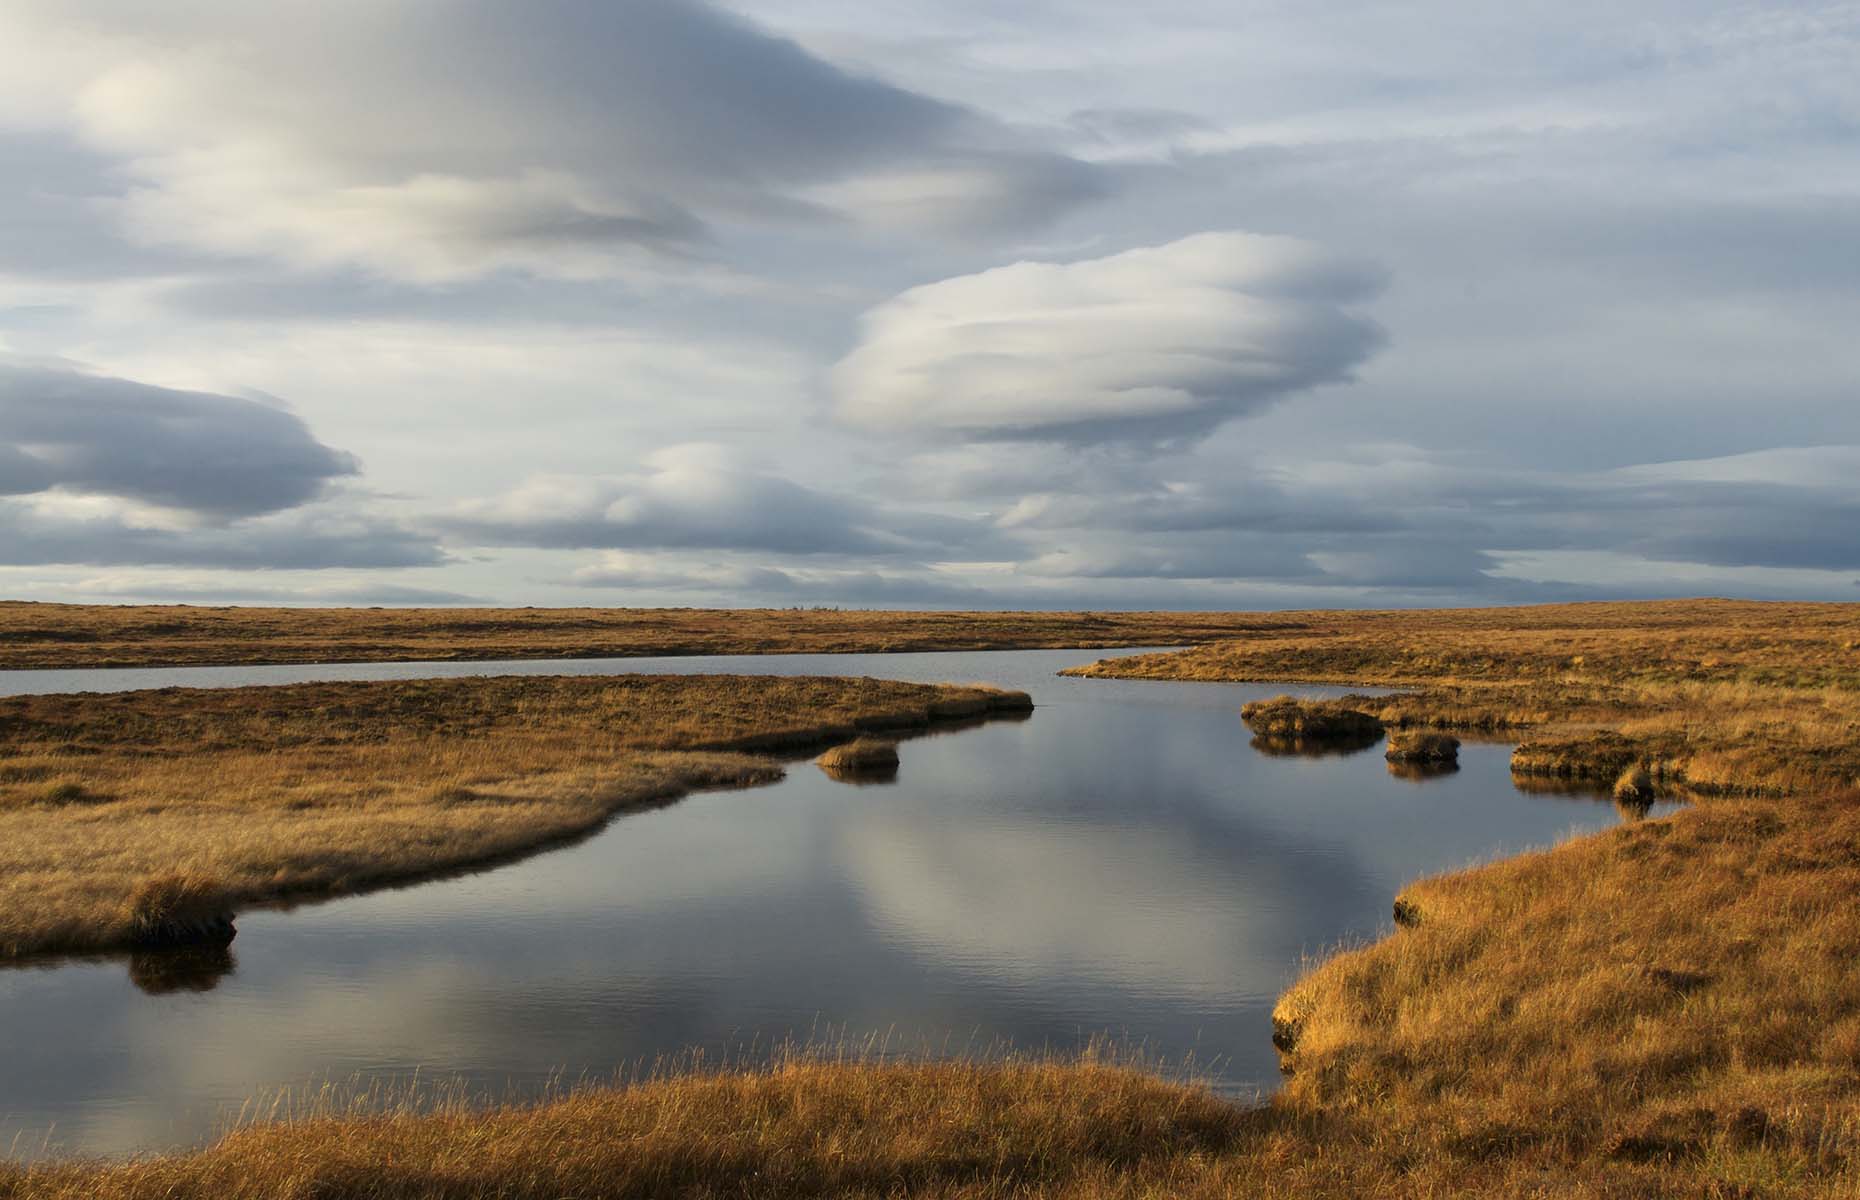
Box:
0, 649, 1668, 1158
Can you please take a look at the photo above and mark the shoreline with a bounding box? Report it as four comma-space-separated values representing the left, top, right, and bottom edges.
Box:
0, 674, 1033, 962
5, 598, 1857, 1195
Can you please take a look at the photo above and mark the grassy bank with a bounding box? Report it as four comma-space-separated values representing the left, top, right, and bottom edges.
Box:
0, 674, 1029, 959
9, 598, 1860, 1195
0, 601, 1300, 669
1069, 599, 1860, 798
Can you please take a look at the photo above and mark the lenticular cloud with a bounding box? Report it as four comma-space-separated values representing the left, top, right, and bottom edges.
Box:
832, 232, 1387, 444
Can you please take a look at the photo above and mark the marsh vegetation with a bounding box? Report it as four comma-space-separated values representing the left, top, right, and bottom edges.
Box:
0, 674, 1021, 959
0, 602, 1297, 670
6, 600, 1860, 1196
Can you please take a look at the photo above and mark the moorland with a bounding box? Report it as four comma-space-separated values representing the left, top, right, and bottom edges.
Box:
0, 673, 1028, 959
5, 597, 1860, 1197
0, 601, 1295, 669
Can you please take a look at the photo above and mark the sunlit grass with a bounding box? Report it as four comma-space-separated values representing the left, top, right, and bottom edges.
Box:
0, 674, 1016, 958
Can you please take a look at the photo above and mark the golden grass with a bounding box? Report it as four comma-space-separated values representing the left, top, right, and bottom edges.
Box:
1382, 729, 1460, 764
0, 673, 1015, 958
11, 599, 1860, 1195
1068, 599, 1860, 798
0, 602, 1303, 668
0, 1056, 1261, 1200
1264, 788, 1860, 1196
815, 737, 901, 771
1240, 694, 1384, 739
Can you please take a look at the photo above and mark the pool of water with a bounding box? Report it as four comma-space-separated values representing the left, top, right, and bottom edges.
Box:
0, 648, 1666, 1158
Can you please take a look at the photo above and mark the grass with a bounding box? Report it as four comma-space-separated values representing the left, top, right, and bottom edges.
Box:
1382, 729, 1460, 764
816, 737, 902, 772
1068, 598, 1860, 798
0, 1056, 1259, 1200
10, 598, 1860, 1195
1240, 694, 1385, 739
0, 673, 1021, 959
0, 601, 1304, 669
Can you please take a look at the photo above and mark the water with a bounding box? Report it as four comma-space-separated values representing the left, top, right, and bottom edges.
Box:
0, 649, 1667, 1158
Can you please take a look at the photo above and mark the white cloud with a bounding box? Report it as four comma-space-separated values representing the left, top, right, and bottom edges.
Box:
1, 0, 1106, 285
440, 443, 979, 556
832, 232, 1385, 442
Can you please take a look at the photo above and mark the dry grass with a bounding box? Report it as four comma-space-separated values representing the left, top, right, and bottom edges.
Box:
1382, 729, 1460, 764
0, 673, 1017, 958
816, 737, 901, 771
0, 1056, 1264, 1200
0, 602, 1303, 669
1069, 599, 1860, 798
1265, 787, 1860, 1197
11, 599, 1860, 1195
1240, 694, 1384, 739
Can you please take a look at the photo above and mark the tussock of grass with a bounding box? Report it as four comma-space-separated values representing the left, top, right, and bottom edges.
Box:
118, 873, 234, 948
0, 674, 1016, 959
816, 738, 900, 771
1240, 695, 1384, 739
1613, 763, 1656, 803
1382, 729, 1460, 764
1510, 730, 1652, 782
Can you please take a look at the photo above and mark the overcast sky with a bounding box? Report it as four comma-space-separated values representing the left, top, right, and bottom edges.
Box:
2, 0, 1857, 609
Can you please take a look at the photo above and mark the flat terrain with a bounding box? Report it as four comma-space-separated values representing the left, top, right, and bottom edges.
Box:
0, 673, 1026, 959
0, 602, 1297, 669
7, 598, 1860, 1196
1069, 598, 1860, 797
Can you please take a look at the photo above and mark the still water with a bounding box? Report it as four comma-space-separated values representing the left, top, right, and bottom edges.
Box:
0, 648, 1666, 1158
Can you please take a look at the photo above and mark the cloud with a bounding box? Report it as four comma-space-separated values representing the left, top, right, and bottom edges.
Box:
45, 578, 483, 605
3, 0, 1107, 283
0, 499, 445, 569
832, 232, 1386, 443
0, 360, 358, 517
440, 444, 977, 556
568, 551, 981, 604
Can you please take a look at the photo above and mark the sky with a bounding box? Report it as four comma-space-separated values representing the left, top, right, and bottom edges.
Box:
1, 0, 1857, 610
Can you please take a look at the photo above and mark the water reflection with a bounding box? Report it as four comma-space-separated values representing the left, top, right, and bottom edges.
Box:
1248, 730, 1383, 758
128, 945, 238, 996
1614, 797, 1655, 822
818, 762, 901, 786
1386, 760, 1462, 783
0, 648, 1677, 1159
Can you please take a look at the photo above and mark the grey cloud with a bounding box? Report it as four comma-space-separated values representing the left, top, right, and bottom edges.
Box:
440, 446, 983, 557
1067, 108, 1215, 148
0, 502, 445, 569
0, 133, 198, 282
962, 443, 1860, 599
997, 479, 1400, 536
833, 232, 1386, 444
10, 0, 1107, 282
0, 362, 358, 518
569, 553, 982, 604
59, 580, 484, 605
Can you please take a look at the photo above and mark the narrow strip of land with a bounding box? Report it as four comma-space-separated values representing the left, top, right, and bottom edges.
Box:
0, 673, 1028, 959
1067, 598, 1860, 797
0, 601, 1298, 669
